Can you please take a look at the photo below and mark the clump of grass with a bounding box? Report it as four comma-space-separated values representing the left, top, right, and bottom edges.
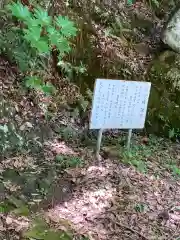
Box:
120, 143, 155, 173
165, 162, 180, 178
122, 150, 148, 173
58, 126, 79, 142
55, 155, 83, 168
134, 203, 149, 213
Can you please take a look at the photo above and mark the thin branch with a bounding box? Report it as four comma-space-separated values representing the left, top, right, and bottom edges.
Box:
169, 226, 180, 240
113, 221, 150, 240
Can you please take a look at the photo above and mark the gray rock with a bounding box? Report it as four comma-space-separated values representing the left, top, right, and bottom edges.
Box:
162, 8, 180, 53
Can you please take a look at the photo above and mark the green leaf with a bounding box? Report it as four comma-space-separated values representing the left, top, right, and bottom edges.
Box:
127, 0, 133, 5
24, 26, 49, 53
47, 26, 58, 35
56, 37, 71, 54
7, 1, 31, 20
151, 0, 160, 7
171, 165, 180, 176
0, 202, 13, 214
13, 205, 30, 216
80, 99, 89, 112
169, 128, 175, 139
67, 157, 82, 167
26, 18, 41, 27
24, 226, 45, 239
134, 203, 148, 213
7, 196, 23, 208
56, 16, 77, 37
57, 60, 72, 73
0, 206, 5, 213
35, 40, 49, 53
34, 6, 52, 26
41, 83, 56, 95
47, 27, 61, 46
13, 48, 30, 72
74, 62, 87, 74
25, 76, 42, 89
24, 26, 42, 42
44, 230, 71, 240
55, 155, 64, 162
24, 217, 48, 239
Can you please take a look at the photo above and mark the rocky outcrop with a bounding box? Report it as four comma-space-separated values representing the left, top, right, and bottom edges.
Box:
147, 50, 180, 135
162, 7, 180, 53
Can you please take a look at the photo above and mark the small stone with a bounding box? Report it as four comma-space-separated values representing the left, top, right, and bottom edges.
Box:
6, 216, 13, 225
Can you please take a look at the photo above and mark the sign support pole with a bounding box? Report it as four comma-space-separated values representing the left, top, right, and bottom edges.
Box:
96, 128, 103, 159
127, 129, 132, 151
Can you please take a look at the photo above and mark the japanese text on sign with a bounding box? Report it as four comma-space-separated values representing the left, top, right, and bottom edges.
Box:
90, 79, 151, 129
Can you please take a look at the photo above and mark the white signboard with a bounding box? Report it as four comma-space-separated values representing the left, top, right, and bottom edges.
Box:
90, 79, 151, 129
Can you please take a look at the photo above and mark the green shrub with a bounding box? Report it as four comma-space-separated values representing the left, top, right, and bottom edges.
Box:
7, 1, 77, 56
1, 2, 77, 93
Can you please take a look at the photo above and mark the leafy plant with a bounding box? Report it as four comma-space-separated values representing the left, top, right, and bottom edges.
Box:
5, 1, 77, 93
127, 0, 133, 5
59, 126, 79, 142
25, 76, 56, 95
148, 0, 160, 8
78, 96, 89, 113
168, 164, 180, 177
55, 155, 83, 168
168, 128, 180, 140
24, 216, 72, 240
7, 2, 77, 54
134, 203, 148, 213
122, 148, 148, 173
58, 60, 86, 80
0, 22, 35, 72
0, 201, 15, 214
131, 159, 147, 173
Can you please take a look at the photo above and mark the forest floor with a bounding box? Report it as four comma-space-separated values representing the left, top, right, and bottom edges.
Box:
0, 57, 180, 240
0, 0, 180, 239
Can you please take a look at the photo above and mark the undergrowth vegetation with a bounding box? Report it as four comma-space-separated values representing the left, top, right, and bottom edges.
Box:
1, 1, 77, 94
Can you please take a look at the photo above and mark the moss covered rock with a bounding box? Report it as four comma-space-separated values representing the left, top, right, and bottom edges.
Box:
147, 50, 180, 135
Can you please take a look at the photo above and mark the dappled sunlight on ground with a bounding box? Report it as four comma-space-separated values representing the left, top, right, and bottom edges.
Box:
45, 157, 180, 240
46, 163, 118, 239
47, 187, 115, 238
44, 140, 77, 156
0, 215, 30, 234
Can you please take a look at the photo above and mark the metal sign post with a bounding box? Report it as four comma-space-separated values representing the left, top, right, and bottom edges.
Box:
127, 129, 132, 151
96, 128, 103, 159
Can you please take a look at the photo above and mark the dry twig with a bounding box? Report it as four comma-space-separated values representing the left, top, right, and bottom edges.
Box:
113, 220, 149, 240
